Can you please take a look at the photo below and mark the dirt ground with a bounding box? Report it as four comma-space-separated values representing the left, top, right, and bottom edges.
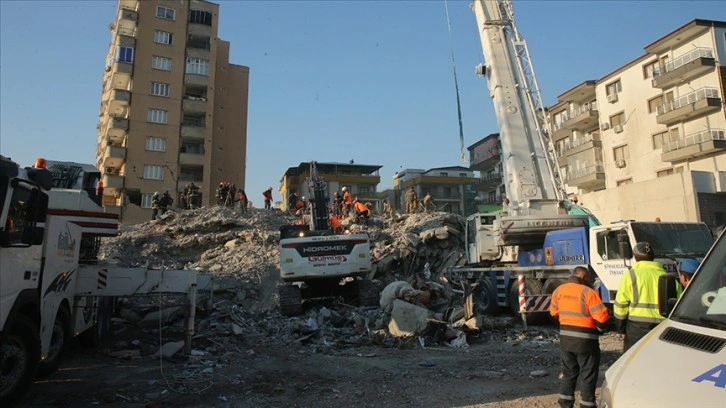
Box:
15, 321, 624, 408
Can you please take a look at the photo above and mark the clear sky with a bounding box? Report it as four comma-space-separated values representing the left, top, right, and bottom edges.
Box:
2, 1, 725, 204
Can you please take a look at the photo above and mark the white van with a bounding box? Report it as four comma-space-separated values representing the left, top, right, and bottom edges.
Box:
598, 230, 726, 407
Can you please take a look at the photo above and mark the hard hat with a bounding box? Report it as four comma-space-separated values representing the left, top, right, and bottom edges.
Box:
678, 258, 700, 275
34, 158, 47, 169
301, 196, 306, 201
154, 191, 159, 196
342, 187, 348, 192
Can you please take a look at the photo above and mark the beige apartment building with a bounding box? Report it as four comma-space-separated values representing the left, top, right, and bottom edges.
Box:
550, 19, 726, 229
393, 167, 478, 216
96, 0, 249, 224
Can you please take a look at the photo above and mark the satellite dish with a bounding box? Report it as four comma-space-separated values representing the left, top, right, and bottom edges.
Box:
108, 23, 115, 31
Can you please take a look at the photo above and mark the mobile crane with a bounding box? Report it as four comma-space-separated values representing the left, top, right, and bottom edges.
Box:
0, 155, 210, 402
278, 161, 378, 316
445, 0, 715, 316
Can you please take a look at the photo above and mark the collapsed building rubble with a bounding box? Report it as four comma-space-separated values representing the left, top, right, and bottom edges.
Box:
98, 206, 546, 362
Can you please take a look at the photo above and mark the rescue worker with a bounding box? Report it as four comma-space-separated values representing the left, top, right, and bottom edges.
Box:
331, 191, 342, 217
382, 199, 393, 219
181, 184, 190, 209
160, 191, 173, 214
677, 258, 700, 293
238, 189, 248, 213
216, 182, 225, 205
614, 241, 666, 351
405, 187, 418, 214
95, 179, 104, 199
353, 198, 369, 224
329, 213, 342, 233
262, 187, 273, 210
151, 192, 160, 220
550, 266, 609, 408
422, 193, 433, 213
188, 183, 199, 208
342, 186, 353, 217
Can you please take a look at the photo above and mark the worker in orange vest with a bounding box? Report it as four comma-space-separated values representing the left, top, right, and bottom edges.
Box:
329, 214, 342, 233
550, 266, 610, 408
342, 187, 353, 217
353, 198, 369, 225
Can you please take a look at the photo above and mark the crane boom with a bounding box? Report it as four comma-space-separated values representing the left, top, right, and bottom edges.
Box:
471, 0, 566, 209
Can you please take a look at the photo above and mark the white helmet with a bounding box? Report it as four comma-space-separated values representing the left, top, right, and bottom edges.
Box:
302, 196, 306, 201
154, 191, 159, 196
342, 187, 348, 192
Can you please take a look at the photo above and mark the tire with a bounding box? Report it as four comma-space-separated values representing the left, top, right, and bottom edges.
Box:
0, 317, 40, 403
542, 278, 567, 295
79, 297, 113, 348
508, 278, 544, 315
473, 278, 499, 315
279, 285, 303, 316
357, 280, 380, 307
37, 307, 71, 377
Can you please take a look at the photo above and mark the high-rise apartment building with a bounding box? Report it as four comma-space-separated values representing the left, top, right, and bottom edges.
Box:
96, 0, 249, 224
549, 19, 726, 228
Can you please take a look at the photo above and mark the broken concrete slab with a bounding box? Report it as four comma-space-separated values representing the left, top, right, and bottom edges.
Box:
388, 300, 432, 338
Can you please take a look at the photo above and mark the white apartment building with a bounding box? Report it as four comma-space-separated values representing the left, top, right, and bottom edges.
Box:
550, 19, 726, 229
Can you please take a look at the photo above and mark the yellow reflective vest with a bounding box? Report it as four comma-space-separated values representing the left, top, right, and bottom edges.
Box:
614, 260, 666, 325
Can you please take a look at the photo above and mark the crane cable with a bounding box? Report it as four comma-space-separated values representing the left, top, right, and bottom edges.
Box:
444, 0, 467, 163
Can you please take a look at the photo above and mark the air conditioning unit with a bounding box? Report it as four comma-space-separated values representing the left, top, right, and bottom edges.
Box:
600, 122, 611, 131
607, 93, 618, 103
613, 124, 624, 133
615, 159, 626, 168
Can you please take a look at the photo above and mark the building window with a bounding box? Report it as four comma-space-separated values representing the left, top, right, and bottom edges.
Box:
150, 82, 170, 97
185, 58, 209, 76
189, 10, 213, 25
647, 95, 663, 114
459, 173, 468, 177
156, 6, 175, 20
116, 46, 134, 63
606, 80, 621, 97
152, 56, 171, 71
616, 178, 632, 186
154, 30, 173, 45
147, 109, 168, 124
613, 144, 630, 162
642, 60, 659, 78
440, 172, 449, 177
609, 112, 625, 127
652, 131, 667, 149
141, 193, 153, 208
143, 165, 164, 180
145, 136, 166, 152
359, 186, 370, 194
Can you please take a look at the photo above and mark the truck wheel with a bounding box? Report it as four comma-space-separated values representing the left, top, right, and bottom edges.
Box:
279, 285, 302, 316
357, 280, 380, 307
474, 278, 499, 315
542, 278, 567, 296
37, 307, 71, 377
508, 278, 544, 315
79, 297, 114, 348
0, 317, 40, 403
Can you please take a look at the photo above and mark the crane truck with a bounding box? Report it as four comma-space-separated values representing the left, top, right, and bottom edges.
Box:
444, 0, 715, 316
0, 155, 210, 402
278, 161, 378, 316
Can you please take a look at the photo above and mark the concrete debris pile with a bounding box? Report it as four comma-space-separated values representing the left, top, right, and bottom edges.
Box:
98, 207, 510, 352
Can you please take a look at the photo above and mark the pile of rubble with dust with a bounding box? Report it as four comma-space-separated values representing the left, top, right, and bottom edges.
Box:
98, 206, 548, 366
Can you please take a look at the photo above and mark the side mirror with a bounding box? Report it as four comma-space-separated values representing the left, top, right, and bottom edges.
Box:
21, 226, 45, 246
658, 274, 678, 317
617, 233, 632, 259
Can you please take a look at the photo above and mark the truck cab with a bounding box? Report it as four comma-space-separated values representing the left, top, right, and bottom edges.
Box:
599, 229, 726, 407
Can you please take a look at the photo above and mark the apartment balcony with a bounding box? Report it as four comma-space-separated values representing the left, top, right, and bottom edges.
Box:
661, 129, 726, 162
184, 73, 209, 87
179, 152, 205, 166
562, 105, 599, 132
116, 5, 138, 33
470, 149, 500, 170
109, 61, 132, 89
656, 87, 721, 125
552, 120, 571, 141
188, 22, 212, 37
102, 173, 124, 194
652, 48, 716, 89
101, 145, 126, 169
182, 97, 207, 114
472, 172, 503, 191
105, 89, 130, 117
567, 164, 605, 189
562, 133, 602, 157
105, 116, 128, 146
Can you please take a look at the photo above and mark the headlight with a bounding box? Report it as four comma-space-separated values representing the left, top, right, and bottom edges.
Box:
598, 379, 612, 408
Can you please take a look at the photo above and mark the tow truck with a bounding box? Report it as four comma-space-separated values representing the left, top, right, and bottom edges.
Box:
0, 155, 210, 402
278, 161, 378, 316
444, 0, 714, 316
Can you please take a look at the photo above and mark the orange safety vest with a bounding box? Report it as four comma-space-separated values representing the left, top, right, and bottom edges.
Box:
550, 281, 609, 332
329, 215, 341, 229
343, 191, 353, 205
354, 201, 368, 213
